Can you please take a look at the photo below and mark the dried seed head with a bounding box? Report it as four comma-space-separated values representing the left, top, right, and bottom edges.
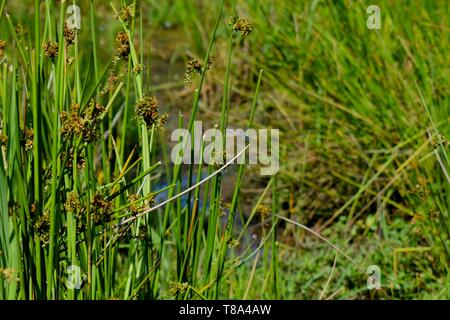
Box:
66, 56, 75, 65
60, 111, 84, 139
15, 24, 28, 37
34, 211, 50, 245
21, 128, 34, 151
117, 45, 130, 60
226, 236, 240, 248
116, 30, 130, 44
205, 55, 214, 70
64, 191, 81, 213
128, 194, 155, 215
168, 281, 189, 296
0, 39, 5, 56
255, 204, 271, 218
134, 95, 165, 128
133, 63, 143, 74
184, 57, 213, 86
187, 59, 203, 74
91, 192, 112, 224
157, 113, 169, 130
64, 192, 87, 232
184, 59, 203, 86
30, 203, 36, 216
60, 102, 105, 143
231, 17, 252, 36
60, 112, 76, 136
43, 40, 59, 59
432, 134, 448, 149
115, 3, 136, 23
108, 70, 119, 87
115, 31, 130, 60
128, 194, 140, 215
0, 134, 8, 147
64, 22, 77, 45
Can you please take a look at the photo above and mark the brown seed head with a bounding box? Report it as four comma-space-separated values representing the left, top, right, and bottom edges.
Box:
134, 95, 161, 128
0, 40, 5, 55
168, 281, 189, 296
64, 191, 81, 213
256, 204, 271, 218
22, 129, 34, 151
115, 3, 136, 23
115, 31, 130, 60
232, 17, 252, 36
91, 192, 113, 224
34, 211, 50, 245
64, 22, 77, 45
0, 134, 8, 147
43, 40, 59, 59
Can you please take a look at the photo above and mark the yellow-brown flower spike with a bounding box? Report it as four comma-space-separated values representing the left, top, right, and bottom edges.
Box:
0, 39, 5, 56
115, 31, 130, 60
230, 16, 252, 36
64, 22, 77, 46
43, 40, 59, 59
134, 95, 167, 129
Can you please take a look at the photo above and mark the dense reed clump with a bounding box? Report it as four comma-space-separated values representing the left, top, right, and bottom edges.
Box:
60, 101, 107, 143
0, 0, 282, 301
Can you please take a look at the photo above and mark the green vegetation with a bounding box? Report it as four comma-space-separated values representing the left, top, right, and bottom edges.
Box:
0, 0, 449, 300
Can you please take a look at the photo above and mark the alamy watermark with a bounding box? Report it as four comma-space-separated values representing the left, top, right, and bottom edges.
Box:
66, 5, 81, 30
366, 265, 381, 290
366, 5, 381, 30
64, 3, 381, 31
170, 121, 279, 176
66, 265, 82, 290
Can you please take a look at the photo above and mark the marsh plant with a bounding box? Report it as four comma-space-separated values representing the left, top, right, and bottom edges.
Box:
0, 0, 283, 300
0, 0, 449, 301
